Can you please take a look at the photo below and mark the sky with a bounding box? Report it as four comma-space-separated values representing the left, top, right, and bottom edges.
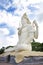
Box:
0, 0, 43, 48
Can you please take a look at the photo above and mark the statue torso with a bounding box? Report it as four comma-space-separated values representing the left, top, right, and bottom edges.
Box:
19, 24, 35, 43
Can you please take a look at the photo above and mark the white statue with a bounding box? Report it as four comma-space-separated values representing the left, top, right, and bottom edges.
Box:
0, 13, 38, 63
15, 13, 38, 52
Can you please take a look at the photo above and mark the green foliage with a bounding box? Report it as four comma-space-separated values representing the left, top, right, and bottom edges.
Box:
31, 41, 43, 52
0, 47, 5, 54
41, 43, 43, 51
0, 41, 43, 54
6, 46, 14, 49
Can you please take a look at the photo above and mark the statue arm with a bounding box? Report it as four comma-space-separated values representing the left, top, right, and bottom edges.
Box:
33, 20, 38, 39
34, 26, 38, 39
18, 21, 22, 36
18, 28, 22, 36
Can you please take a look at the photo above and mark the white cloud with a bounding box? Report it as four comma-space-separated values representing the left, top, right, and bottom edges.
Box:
0, 0, 43, 48
0, 28, 9, 35
26, 0, 43, 4
0, 10, 21, 28
12, 0, 43, 20
0, 29, 18, 48
13, 0, 43, 7
0, 10, 20, 48
0, 0, 12, 9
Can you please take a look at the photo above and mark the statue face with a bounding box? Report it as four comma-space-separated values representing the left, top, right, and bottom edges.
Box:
21, 13, 31, 26
21, 18, 28, 26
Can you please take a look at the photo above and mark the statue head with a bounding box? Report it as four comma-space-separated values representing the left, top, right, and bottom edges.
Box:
21, 13, 31, 26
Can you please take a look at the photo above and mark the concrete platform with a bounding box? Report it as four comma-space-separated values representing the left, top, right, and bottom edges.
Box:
0, 56, 43, 65
0, 51, 43, 65
0, 63, 13, 65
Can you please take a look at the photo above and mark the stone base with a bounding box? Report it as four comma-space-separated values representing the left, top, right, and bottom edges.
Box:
0, 56, 43, 65
0, 51, 43, 64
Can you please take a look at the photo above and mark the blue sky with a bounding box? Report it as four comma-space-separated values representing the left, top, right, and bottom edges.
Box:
0, 0, 43, 48
0, 23, 16, 36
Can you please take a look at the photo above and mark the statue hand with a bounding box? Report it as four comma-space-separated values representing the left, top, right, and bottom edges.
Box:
33, 20, 38, 27
18, 28, 22, 36
18, 30, 21, 35
33, 20, 38, 39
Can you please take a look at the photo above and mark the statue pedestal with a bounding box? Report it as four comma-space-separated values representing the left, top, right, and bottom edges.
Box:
0, 51, 43, 64
0, 55, 43, 65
